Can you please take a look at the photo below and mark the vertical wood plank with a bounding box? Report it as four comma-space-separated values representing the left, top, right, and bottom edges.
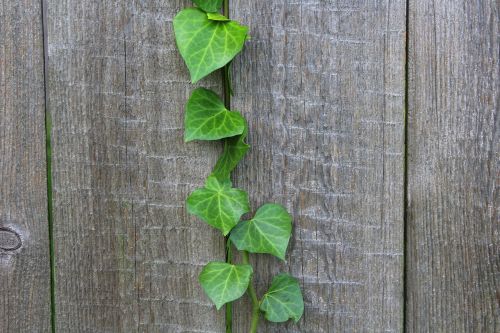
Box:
0, 0, 51, 332
231, 0, 406, 332
407, 1, 499, 331
46, 1, 224, 331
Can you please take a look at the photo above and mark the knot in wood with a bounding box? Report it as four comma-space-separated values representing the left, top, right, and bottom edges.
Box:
0, 227, 22, 251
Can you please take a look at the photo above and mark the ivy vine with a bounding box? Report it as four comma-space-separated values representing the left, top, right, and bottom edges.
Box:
173, 1, 304, 332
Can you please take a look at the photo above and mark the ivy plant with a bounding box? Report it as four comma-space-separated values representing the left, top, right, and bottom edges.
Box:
173, 7, 248, 83
173, 1, 304, 332
184, 88, 246, 142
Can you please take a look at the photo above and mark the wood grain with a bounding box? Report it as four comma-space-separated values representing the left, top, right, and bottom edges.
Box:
230, 1, 406, 332
0, 0, 51, 332
407, 1, 499, 331
46, 1, 224, 331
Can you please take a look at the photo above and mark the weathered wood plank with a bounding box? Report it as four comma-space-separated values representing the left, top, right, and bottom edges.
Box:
0, 0, 52, 332
230, 1, 406, 332
407, 1, 499, 331
46, 1, 224, 331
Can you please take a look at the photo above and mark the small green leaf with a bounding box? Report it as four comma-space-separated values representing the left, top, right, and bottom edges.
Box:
199, 262, 253, 309
192, 0, 223, 13
211, 122, 249, 180
173, 8, 248, 83
230, 204, 292, 260
207, 12, 230, 21
187, 176, 250, 235
185, 88, 245, 142
260, 274, 304, 323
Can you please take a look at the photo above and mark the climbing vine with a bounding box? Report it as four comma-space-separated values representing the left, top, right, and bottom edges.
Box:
173, 1, 304, 332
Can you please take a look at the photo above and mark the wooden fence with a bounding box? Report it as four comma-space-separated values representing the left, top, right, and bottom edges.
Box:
1, 0, 498, 332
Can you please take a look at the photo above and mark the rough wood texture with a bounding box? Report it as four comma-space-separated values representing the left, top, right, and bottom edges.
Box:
407, 1, 499, 332
5, 0, 496, 331
0, 0, 51, 332
46, 1, 224, 331
230, 1, 406, 332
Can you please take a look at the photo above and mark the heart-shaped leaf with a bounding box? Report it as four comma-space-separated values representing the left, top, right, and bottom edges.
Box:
192, 0, 223, 13
187, 176, 250, 235
185, 88, 245, 142
260, 274, 304, 323
211, 122, 250, 180
173, 8, 248, 83
199, 262, 253, 309
230, 204, 292, 260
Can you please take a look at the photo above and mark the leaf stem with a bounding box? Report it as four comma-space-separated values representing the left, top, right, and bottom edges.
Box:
242, 251, 260, 333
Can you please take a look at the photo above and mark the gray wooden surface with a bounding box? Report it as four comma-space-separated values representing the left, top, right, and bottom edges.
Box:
0, 0, 52, 332
46, 0, 224, 331
407, 1, 499, 332
230, 0, 406, 332
1, 0, 499, 332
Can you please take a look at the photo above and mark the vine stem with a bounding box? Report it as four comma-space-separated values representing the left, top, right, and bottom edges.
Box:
221, 0, 231, 108
225, 239, 233, 333
242, 251, 260, 333
222, 1, 233, 332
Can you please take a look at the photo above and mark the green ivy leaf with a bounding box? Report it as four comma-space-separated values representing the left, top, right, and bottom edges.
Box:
173, 8, 248, 83
192, 0, 223, 13
207, 12, 230, 21
199, 262, 253, 309
185, 88, 245, 142
211, 122, 250, 180
229, 204, 292, 260
260, 274, 304, 323
187, 176, 250, 235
